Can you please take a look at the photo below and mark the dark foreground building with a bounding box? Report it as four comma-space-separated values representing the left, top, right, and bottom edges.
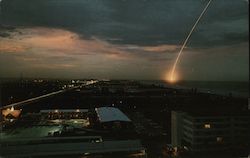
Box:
171, 110, 250, 154
0, 136, 146, 158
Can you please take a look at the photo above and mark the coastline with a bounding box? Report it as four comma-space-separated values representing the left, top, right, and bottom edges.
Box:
141, 80, 249, 98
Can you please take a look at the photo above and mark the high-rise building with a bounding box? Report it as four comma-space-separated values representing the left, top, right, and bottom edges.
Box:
171, 111, 250, 153
248, 98, 250, 110
171, 111, 185, 147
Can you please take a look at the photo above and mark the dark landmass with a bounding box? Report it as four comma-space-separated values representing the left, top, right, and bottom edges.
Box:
0, 79, 248, 158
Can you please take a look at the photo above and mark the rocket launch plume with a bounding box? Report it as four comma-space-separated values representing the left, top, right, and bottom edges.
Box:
169, 0, 213, 82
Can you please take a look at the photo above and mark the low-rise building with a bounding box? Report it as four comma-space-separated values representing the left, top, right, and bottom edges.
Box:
2, 106, 22, 121
0, 136, 147, 158
94, 107, 133, 130
40, 109, 88, 120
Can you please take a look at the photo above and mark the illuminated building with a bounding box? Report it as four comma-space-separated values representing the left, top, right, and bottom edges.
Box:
40, 109, 88, 120
2, 106, 22, 120
171, 111, 250, 153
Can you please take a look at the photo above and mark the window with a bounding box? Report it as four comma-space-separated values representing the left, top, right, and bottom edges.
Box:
216, 137, 223, 143
204, 124, 211, 129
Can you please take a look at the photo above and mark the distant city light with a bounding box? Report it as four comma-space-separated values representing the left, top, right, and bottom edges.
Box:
84, 152, 90, 155
204, 124, 211, 129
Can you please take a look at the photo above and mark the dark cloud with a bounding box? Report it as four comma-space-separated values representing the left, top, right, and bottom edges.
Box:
0, 24, 15, 37
1, 0, 248, 47
0, 0, 248, 80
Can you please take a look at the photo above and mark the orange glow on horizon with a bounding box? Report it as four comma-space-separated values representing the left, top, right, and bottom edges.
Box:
169, 75, 177, 83
163, 70, 179, 84
2, 106, 22, 118
169, 76, 177, 83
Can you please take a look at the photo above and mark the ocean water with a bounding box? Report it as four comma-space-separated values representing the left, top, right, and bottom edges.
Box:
142, 80, 249, 98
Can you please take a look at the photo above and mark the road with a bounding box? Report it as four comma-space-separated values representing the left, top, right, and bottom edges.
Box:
0, 81, 98, 110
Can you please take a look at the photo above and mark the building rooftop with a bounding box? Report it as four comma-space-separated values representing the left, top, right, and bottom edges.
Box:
95, 107, 131, 123
1, 138, 145, 158
177, 110, 250, 117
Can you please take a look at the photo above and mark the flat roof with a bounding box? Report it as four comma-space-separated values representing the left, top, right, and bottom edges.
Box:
95, 107, 131, 123
173, 110, 250, 117
40, 109, 88, 113
1, 139, 144, 158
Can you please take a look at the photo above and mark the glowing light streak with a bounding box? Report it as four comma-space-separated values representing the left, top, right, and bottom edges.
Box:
169, 0, 213, 82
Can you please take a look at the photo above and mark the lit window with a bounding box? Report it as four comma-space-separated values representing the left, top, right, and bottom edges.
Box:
204, 124, 211, 129
217, 137, 223, 142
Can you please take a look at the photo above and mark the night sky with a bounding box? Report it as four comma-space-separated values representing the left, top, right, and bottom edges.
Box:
0, 0, 248, 81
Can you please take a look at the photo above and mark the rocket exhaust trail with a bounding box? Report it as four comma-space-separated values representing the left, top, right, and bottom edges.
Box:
169, 0, 213, 82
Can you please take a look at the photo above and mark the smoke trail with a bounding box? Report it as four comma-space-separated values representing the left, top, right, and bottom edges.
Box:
169, 0, 213, 82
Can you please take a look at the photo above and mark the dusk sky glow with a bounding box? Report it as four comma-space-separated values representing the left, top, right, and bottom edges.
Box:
0, 0, 248, 81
